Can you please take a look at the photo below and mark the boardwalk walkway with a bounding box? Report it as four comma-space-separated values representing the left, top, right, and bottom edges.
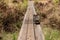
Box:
17, 1, 45, 40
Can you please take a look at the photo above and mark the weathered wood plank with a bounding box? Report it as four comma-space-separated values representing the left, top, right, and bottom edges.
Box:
34, 25, 45, 40
27, 24, 35, 40
17, 24, 27, 40
27, 11, 35, 40
17, 7, 29, 40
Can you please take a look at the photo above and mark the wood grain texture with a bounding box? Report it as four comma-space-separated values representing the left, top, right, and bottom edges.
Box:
34, 25, 45, 40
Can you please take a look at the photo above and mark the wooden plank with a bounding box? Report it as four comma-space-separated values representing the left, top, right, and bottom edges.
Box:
17, 24, 28, 40
34, 25, 45, 40
17, 8, 29, 40
17, 1, 35, 40
26, 10, 35, 40
27, 24, 35, 40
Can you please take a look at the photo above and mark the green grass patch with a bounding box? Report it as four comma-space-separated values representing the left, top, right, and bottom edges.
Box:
43, 27, 60, 40
53, 0, 59, 5
3, 31, 19, 40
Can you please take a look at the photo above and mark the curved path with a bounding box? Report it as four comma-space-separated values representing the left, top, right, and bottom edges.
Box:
17, 1, 45, 40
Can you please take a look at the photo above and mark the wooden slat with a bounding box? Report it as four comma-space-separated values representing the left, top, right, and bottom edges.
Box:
27, 11, 35, 40
34, 25, 45, 40
17, 24, 28, 40
27, 24, 35, 40
17, 7, 29, 40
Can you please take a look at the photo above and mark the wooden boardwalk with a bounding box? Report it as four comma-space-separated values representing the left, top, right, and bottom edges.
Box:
17, 1, 45, 40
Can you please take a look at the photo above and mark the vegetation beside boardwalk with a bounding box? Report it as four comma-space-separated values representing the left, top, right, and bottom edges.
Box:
0, 0, 28, 40
35, 0, 60, 40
